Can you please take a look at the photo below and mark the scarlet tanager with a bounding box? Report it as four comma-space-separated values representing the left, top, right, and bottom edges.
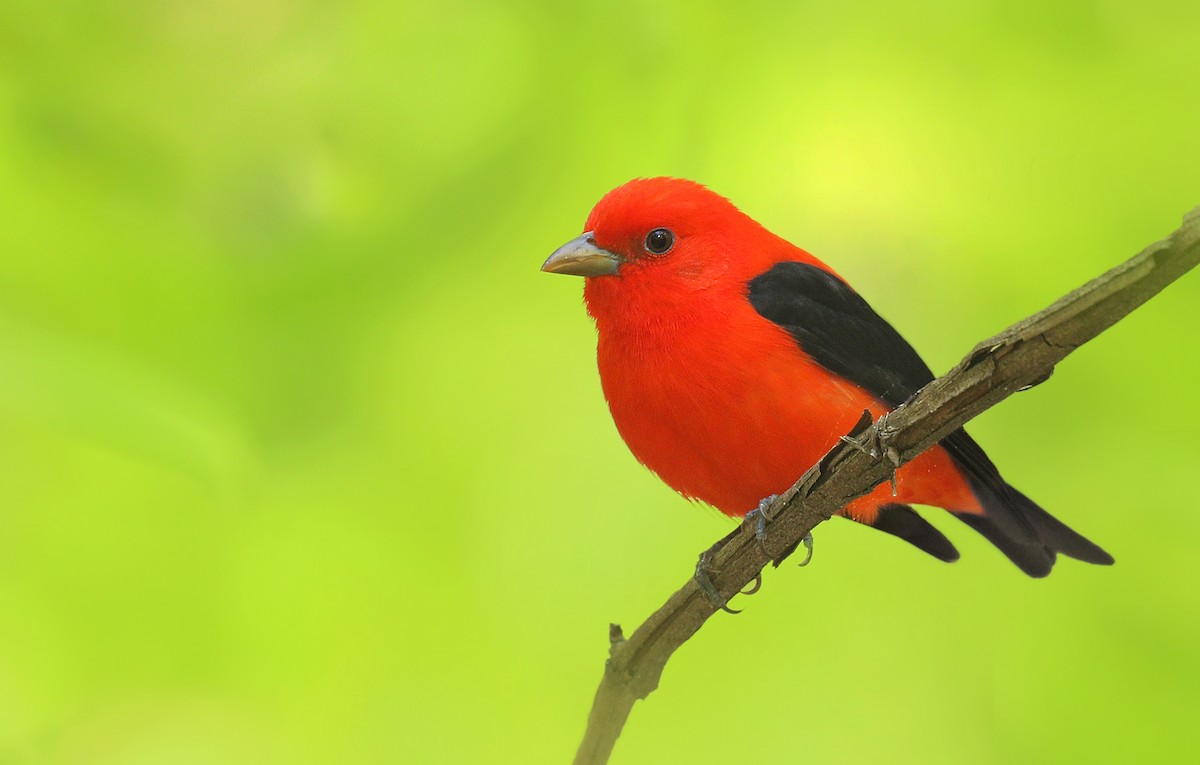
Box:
543, 177, 1112, 577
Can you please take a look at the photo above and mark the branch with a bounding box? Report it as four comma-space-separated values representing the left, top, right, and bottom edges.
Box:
574, 207, 1200, 765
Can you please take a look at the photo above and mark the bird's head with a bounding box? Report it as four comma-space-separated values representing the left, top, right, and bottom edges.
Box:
542, 177, 783, 293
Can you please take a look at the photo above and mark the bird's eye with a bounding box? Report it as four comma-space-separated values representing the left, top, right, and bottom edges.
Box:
644, 228, 675, 255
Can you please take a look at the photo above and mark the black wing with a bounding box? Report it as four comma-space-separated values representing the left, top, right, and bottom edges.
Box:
747, 262, 992, 485
747, 261, 1113, 575
747, 261, 934, 409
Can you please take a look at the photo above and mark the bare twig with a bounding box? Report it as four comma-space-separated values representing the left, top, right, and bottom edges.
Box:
574, 208, 1200, 765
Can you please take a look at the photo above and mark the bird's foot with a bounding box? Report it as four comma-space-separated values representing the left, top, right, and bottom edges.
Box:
745, 494, 814, 567
694, 548, 741, 614
840, 411, 903, 496
839, 432, 878, 459
745, 494, 780, 542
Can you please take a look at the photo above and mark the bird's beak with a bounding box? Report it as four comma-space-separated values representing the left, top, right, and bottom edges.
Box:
541, 232, 622, 277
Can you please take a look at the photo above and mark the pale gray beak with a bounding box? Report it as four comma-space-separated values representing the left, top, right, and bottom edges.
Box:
541, 232, 622, 277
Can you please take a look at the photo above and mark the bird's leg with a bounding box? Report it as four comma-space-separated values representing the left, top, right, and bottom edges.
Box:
745, 494, 780, 539
885, 444, 902, 496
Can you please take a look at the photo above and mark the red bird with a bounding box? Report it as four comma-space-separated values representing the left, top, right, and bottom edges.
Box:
543, 177, 1112, 577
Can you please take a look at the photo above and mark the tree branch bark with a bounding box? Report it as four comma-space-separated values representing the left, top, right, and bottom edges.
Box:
573, 207, 1200, 765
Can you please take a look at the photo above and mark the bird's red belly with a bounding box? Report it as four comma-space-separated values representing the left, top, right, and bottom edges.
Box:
599, 327, 980, 523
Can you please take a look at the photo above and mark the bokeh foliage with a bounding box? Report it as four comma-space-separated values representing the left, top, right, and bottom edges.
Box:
1, 1, 1198, 763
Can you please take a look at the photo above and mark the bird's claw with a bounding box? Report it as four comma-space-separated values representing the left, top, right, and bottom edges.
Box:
740, 571, 763, 596
797, 532, 814, 567
695, 550, 741, 614
766, 530, 815, 568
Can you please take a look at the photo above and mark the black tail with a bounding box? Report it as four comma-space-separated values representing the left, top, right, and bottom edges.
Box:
943, 429, 1114, 577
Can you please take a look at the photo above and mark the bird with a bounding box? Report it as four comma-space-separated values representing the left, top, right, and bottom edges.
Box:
542, 177, 1113, 577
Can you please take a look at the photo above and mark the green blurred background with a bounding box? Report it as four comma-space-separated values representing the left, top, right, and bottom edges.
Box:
1, 1, 1198, 763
